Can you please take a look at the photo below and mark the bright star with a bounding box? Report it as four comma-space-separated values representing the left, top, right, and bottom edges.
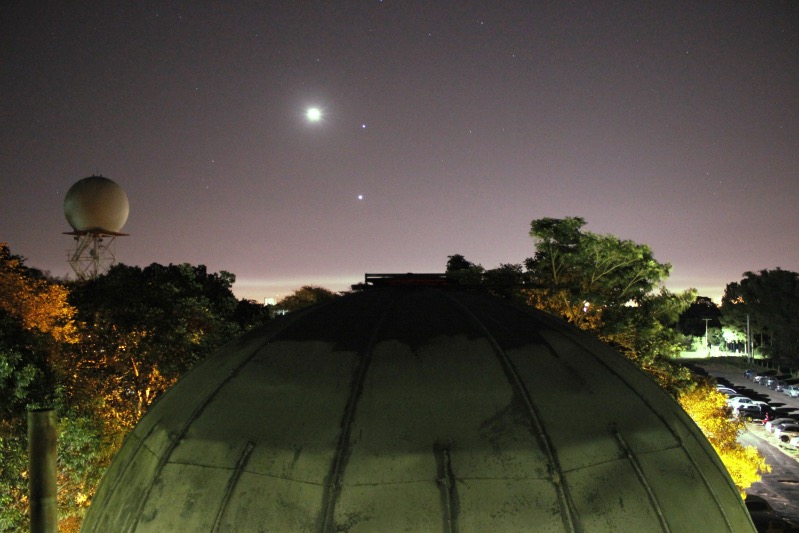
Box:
306, 107, 322, 122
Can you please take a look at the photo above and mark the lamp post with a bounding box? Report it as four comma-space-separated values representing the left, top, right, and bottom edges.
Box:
703, 318, 711, 355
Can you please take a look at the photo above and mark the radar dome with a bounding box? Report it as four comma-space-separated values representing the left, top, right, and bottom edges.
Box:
64, 176, 129, 233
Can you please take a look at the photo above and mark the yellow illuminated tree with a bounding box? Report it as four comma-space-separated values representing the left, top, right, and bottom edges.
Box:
677, 379, 769, 494
524, 287, 605, 331
0, 243, 98, 532
0, 243, 77, 343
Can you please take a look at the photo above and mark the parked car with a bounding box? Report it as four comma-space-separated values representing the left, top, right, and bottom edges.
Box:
790, 435, 799, 449
765, 418, 796, 433
735, 399, 769, 412
774, 424, 799, 442
743, 369, 755, 379
769, 380, 787, 391
770, 421, 799, 436
753, 374, 768, 384
717, 387, 738, 396
765, 376, 778, 388
736, 404, 775, 421
784, 385, 799, 398
727, 397, 755, 409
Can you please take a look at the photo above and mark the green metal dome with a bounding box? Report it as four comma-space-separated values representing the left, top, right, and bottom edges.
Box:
82, 283, 754, 532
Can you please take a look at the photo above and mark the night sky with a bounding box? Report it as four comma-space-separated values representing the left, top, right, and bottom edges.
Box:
2, 2, 797, 303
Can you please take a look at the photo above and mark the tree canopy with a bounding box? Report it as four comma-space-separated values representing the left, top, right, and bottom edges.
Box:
67, 263, 251, 424
524, 217, 672, 328
0, 249, 269, 531
0, 244, 77, 344
276, 285, 338, 312
0, 244, 88, 531
721, 268, 799, 362
676, 378, 768, 495
678, 296, 722, 337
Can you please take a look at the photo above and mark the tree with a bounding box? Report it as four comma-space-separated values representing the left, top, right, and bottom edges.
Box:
56, 262, 263, 530
0, 308, 49, 531
445, 254, 479, 273
445, 255, 527, 301
445, 254, 485, 286
524, 217, 671, 329
67, 263, 246, 426
0, 244, 77, 344
678, 296, 722, 337
0, 243, 100, 532
721, 268, 799, 362
233, 299, 271, 330
276, 286, 338, 312
0, 245, 68, 413
677, 378, 769, 496
483, 263, 527, 300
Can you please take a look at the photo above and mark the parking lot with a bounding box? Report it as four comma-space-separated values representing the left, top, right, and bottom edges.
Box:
699, 363, 799, 527
707, 365, 799, 437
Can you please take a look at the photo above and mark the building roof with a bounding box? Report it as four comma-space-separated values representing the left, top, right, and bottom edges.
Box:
83, 284, 755, 532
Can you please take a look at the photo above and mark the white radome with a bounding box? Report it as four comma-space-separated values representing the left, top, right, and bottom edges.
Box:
64, 176, 129, 233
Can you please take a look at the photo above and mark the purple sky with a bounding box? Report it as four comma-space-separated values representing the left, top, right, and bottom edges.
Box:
2, 2, 797, 303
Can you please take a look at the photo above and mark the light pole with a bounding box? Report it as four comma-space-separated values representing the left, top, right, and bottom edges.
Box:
703, 318, 711, 355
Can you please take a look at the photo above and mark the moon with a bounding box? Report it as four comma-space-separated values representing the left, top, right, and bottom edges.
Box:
306, 107, 322, 122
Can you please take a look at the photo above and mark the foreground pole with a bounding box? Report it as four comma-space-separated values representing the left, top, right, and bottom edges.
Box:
28, 409, 57, 533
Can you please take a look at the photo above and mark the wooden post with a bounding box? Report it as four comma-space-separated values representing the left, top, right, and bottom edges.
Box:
28, 409, 57, 533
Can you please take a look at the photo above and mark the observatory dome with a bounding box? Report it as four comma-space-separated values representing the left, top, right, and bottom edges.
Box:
63, 176, 129, 233
82, 283, 755, 532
